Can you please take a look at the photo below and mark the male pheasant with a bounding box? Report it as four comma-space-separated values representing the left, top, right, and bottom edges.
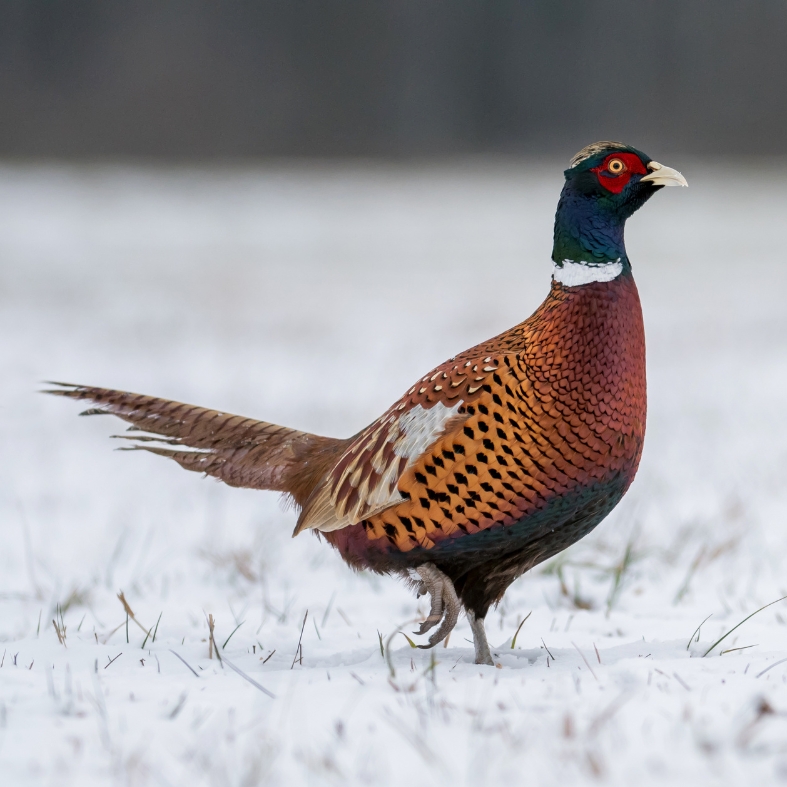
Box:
47, 142, 687, 665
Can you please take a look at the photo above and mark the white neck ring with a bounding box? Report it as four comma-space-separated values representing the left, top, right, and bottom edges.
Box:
553, 259, 623, 286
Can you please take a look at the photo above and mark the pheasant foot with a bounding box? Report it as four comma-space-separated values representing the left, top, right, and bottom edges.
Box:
413, 563, 460, 648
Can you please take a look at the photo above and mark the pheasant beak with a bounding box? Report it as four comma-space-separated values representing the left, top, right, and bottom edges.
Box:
640, 161, 688, 188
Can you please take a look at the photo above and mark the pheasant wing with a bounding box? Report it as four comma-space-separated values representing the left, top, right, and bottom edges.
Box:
294, 349, 509, 534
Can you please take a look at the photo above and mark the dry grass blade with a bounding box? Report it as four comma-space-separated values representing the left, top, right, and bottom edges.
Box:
541, 638, 554, 659
205, 613, 222, 664
168, 692, 187, 719
52, 604, 67, 647
52, 618, 66, 648
222, 655, 275, 698
169, 649, 200, 678
703, 595, 787, 657
720, 644, 758, 655
290, 611, 308, 669
572, 641, 598, 681
756, 656, 787, 678
100, 620, 126, 645
104, 652, 122, 669
321, 592, 336, 628
117, 592, 152, 643
588, 692, 632, 737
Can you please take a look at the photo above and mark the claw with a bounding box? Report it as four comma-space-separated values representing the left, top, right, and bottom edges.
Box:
415, 616, 442, 636
414, 564, 444, 635
413, 563, 460, 648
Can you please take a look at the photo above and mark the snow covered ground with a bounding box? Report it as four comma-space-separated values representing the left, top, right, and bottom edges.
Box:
1, 158, 787, 786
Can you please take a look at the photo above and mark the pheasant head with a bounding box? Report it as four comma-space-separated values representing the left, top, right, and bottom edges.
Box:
552, 141, 687, 280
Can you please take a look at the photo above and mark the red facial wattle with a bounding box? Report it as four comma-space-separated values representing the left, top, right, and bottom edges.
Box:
591, 152, 648, 194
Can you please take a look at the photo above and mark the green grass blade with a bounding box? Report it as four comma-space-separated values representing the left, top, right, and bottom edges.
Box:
222, 621, 244, 650
703, 595, 787, 657
511, 611, 532, 649
686, 613, 712, 650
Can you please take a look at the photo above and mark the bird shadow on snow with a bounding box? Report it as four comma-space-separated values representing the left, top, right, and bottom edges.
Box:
309, 638, 692, 676
488, 638, 690, 671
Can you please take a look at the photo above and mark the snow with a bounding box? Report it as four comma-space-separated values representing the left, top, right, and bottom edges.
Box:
1, 158, 787, 786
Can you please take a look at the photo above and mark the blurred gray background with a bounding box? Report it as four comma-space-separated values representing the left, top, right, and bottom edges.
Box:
1, 0, 784, 159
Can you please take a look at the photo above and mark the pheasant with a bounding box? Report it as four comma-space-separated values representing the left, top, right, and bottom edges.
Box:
46, 142, 687, 665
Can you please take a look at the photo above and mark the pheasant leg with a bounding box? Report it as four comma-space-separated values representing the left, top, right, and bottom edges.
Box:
467, 609, 494, 666
413, 563, 460, 648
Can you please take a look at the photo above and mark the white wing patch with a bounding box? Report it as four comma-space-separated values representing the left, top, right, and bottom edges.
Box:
357, 402, 463, 519
394, 402, 464, 462
296, 400, 464, 534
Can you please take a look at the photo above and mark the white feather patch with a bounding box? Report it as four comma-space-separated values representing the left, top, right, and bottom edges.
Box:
553, 259, 623, 287
308, 400, 464, 532
393, 402, 463, 461
349, 401, 464, 516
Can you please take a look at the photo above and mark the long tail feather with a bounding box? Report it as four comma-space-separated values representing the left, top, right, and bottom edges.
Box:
44, 382, 348, 506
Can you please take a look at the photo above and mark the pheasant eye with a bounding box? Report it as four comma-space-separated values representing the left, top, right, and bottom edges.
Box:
607, 158, 626, 175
